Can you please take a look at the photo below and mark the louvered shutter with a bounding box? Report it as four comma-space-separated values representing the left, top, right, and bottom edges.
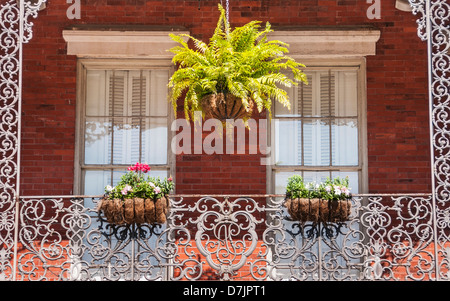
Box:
300, 73, 313, 117
303, 73, 320, 166
319, 72, 334, 166
129, 70, 148, 163
302, 72, 334, 166
107, 70, 127, 165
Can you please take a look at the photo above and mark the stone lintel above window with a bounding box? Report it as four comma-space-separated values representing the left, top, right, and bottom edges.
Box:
269, 26, 381, 59
63, 25, 190, 59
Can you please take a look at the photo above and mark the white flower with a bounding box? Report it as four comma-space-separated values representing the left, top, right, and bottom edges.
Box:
148, 182, 155, 188
334, 185, 342, 195
342, 187, 351, 196
105, 185, 113, 192
154, 186, 161, 194
325, 185, 331, 193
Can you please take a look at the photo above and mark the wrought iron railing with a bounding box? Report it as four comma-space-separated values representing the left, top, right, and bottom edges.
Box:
1, 193, 448, 281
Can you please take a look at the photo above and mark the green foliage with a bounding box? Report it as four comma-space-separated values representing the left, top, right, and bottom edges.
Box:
104, 163, 174, 201
168, 4, 308, 121
285, 175, 352, 201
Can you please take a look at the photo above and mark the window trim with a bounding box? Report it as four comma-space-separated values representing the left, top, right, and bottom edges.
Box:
63, 27, 189, 59
268, 27, 381, 59
267, 57, 369, 195
74, 58, 176, 195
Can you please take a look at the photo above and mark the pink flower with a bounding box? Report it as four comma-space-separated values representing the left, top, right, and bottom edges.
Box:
141, 164, 150, 173
168, 176, 173, 182
121, 185, 132, 195
128, 162, 151, 173
154, 187, 161, 194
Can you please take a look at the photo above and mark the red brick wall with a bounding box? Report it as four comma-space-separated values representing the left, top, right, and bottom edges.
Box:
19, 0, 431, 196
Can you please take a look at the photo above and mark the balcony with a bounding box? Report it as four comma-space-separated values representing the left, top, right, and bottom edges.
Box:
1, 193, 448, 281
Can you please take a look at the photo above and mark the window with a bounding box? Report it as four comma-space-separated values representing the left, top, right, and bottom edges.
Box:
271, 65, 366, 195
78, 64, 173, 196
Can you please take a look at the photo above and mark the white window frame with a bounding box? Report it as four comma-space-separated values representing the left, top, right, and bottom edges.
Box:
72, 59, 176, 281
268, 58, 368, 195
63, 27, 186, 280
266, 27, 380, 195
64, 28, 188, 195
74, 59, 176, 195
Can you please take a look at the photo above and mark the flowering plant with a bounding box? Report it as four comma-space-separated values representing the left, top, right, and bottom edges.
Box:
285, 175, 351, 201
104, 163, 174, 201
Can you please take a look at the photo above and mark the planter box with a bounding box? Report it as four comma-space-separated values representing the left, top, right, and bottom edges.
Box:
284, 198, 351, 223
98, 197, 170, 225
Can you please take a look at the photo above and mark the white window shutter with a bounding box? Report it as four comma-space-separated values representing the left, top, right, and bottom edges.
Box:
320, 72, 334, 165
320, 71, 335, 117
129, 70, 148, 163
108, 71, 126, 117
300, 73, 313, 117
107, 71, 127, 164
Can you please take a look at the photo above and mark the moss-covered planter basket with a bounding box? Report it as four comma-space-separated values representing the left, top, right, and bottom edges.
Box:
284, 198, 351, 223
98, 197, 170, 225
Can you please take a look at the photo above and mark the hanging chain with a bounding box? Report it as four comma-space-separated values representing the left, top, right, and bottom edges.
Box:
219, 0, 230, 22
226, 0, 229, 22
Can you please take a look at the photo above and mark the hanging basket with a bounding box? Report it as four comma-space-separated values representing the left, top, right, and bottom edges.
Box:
284, 198, 351, 223
97, 197, 170, 225
201, 92, 254, 121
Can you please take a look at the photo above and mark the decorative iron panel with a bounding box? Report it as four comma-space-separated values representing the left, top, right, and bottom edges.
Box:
0, 0, 449, 282
409, 0, 450, 280
2, 194, 443, 281
0, 0, 47, 281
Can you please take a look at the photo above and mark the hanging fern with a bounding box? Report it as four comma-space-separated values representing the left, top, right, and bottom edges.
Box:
168, 4, 308, 121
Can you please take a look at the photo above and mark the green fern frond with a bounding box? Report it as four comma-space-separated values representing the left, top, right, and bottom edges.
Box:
168, 3, 307, 120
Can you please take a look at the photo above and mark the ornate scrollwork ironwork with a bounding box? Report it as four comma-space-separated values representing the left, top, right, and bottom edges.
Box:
0, 0, 47, 281
1, 0, 449, 282
408, 0, 450, 280
1, 194, 445, 280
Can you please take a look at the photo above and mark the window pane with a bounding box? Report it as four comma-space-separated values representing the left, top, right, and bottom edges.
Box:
84, 170, 111, 196
112, 117, 140, 164
275, 171, 359, 195
274, 171, 295, 194
108, 117, 168, 165
274, 82, 300, 117
85, 118, 111, 165
85, 70, 107, 116
274, 119, 301, 165
332, 118, 358, 166
303, 119, 330, 166
142, 117, 168, 164
148, 169, 168, 179
150, 70, 169, 117
335, 71, 358, 117
303, 171, 330, 184
331, 171, 359, 194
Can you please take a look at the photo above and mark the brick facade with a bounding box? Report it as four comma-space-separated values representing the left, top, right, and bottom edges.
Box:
19, 0, 430, 196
